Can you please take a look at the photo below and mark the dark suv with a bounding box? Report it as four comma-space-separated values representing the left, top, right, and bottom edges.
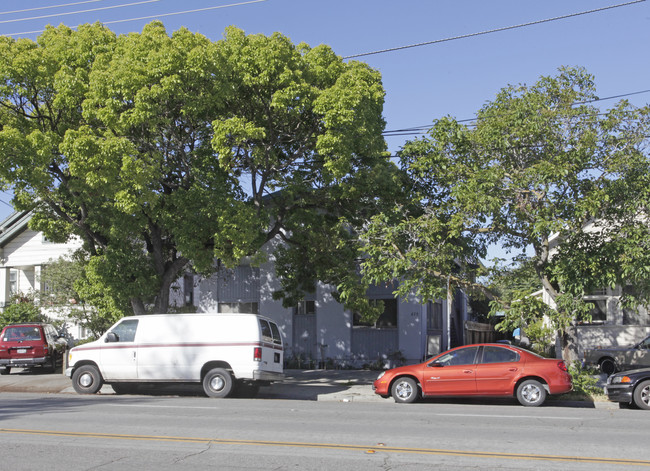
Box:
0, 323, 64, 374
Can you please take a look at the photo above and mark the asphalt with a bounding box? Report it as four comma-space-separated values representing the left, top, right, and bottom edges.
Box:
0, 367, 618, 408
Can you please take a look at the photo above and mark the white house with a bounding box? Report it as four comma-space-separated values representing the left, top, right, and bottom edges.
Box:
545, 226, 650, 358
0, 211, 85, 337
0, 211, 471, 367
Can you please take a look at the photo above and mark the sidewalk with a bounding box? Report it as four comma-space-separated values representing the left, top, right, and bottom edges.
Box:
0, 367, 617, 408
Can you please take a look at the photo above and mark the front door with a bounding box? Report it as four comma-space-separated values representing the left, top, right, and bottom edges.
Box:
422, 346, 479, 396
100, 319, 139, 380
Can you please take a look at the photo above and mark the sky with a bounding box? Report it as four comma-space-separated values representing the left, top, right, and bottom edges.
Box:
0, 0, 648, 260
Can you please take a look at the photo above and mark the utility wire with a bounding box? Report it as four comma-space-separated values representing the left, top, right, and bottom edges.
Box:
0, 0, 160, 25
344, 0, 646, 59
0, 1, 106, 16
382, 88, 650, 136
5, 0, 267, 36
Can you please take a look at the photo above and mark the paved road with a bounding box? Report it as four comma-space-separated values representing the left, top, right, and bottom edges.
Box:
0, 391, 643, 470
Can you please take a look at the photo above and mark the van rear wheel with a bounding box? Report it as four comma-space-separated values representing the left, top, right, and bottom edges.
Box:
203, 368, 233, 398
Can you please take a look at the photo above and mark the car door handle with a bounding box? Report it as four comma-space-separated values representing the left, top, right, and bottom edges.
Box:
509, 368, 518, 372
463, 370, 473, 374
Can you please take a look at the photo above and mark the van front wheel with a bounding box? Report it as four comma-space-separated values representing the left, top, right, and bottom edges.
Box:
72, 365, 103, 394
203, 368, 233, 398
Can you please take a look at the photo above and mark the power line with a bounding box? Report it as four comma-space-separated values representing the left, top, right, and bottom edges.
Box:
344, 0, 646, 59
0, 0, 160, 25
382, 88, 650, 137
5, 0, 267, 36
0, 1, 107, 16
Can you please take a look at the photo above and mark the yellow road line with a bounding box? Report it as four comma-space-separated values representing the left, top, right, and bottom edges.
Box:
1, 428, 648, 467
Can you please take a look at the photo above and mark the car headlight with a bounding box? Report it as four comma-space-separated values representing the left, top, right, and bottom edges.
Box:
376, 371, 385, 380
610, 375, 632, 384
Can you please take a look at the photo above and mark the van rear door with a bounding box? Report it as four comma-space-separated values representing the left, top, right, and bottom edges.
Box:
258, 318, 283, 373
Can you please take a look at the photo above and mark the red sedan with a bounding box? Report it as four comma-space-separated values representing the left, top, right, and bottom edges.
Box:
373, 343, 572, 406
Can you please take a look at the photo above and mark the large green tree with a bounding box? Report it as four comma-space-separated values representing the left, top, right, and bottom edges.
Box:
0, 22, 395, 318
362, 67, 650, 357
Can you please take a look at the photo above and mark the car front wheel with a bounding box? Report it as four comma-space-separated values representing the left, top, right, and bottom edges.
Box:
391, 377, 419, 404
516, 379, 546, 407
633, 380, 650, 410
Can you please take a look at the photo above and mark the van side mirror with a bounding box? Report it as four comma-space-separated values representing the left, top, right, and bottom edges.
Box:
105, 332, 119, 343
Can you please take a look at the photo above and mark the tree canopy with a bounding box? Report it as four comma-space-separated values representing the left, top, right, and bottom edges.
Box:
361, 67, 650, 355
0, 22, 397, 320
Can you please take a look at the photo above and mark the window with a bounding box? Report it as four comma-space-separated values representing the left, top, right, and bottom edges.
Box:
259, 319, 282, 345
433, 346, 479, 366
295, 300, 316, 316
3, 326, 42, 341
9, 270, 17, 294
218, 302, 259, 314
109, 319, 138, 342
587, 300, 608, 323
481, 346, 519, 364
427, 301, 442, 330
353, 299, 398, 328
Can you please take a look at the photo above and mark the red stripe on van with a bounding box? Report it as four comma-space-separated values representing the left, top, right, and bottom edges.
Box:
73, 341, 283, 352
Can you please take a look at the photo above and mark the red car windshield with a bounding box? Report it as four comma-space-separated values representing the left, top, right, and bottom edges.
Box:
3, 326, 42, 342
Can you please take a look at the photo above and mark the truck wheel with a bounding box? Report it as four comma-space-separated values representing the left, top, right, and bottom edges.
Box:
633, 380, 650, 410
203, 368, 233, 398
599, 358, 617, 376
72, 365, 104, 394
0, 367, 10, 375
516, 379, 546, 407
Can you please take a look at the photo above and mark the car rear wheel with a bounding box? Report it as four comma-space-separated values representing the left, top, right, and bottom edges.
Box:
203, 368, 234, 398
633, 380, 650, 410
391, 377, 419, 403
72, 365, 104, 394
599, 358, 617, 376
516, 379, 546, 407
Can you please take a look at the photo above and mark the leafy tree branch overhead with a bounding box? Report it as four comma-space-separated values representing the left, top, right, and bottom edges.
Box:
0, 21, 399, 322
361, 67, 650, 356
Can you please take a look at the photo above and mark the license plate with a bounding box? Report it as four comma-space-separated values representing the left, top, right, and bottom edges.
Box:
17, 349, 26, 354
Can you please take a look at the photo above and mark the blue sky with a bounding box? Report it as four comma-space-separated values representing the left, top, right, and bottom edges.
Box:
0, 0, 648, 260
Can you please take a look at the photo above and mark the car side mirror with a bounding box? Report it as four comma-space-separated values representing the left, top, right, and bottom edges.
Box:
428, 362, 444, 368
105, 332, 119, 343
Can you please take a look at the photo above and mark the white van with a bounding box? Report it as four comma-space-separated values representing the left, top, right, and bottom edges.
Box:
65, 313, 284, 398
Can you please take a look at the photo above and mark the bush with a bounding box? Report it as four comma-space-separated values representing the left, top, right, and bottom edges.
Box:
0, 294, 45, 327
568, 362, 602, 397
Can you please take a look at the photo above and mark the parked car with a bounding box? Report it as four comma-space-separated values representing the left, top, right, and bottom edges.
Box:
583, 334, 650, 375
605, 367, 650, 410
373, 343, 572, 406
0, 323, 65, 374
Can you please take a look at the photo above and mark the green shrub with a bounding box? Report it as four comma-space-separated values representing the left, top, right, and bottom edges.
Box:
0, 294, 45, 328
568, 362, 602, 397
